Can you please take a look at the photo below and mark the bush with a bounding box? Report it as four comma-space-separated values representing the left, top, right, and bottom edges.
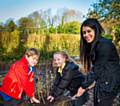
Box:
25, 34, 80, 59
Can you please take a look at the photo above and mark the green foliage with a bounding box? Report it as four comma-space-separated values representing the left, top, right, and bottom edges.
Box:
49, 26, 56, 33
64, 21, 80, 34
112, 25, 120, 53
0, 23, 4, 30
102, 34, 112, 40
113, 25, 120, 42
88, 0, 120, 20
18, 17, 35, 29
57, 21, 80, 34
57, 24, 64, 33
5, 19, 17, 32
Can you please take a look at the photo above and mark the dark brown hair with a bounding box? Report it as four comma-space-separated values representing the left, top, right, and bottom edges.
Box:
80, 18, 104, 72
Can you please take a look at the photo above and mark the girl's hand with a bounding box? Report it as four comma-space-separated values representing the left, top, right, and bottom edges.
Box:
47, 95, 54, 102
30, 96, 40, 103
74, 87, 86, 97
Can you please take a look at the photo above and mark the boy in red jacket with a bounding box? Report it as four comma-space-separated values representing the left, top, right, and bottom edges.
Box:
0, 48, 40, 105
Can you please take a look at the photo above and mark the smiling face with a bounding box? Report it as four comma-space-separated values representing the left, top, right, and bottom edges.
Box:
53, 53, 65, 68
82, 26, 95, 43
26, 55, 39, 67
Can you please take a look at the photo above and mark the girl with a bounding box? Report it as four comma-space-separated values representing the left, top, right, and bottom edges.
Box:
75, 18, 120, 106
47, 51, 88, 106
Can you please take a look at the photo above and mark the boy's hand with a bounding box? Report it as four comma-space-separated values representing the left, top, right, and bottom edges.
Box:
47, 95, 54, 102
30, 96, 40, 103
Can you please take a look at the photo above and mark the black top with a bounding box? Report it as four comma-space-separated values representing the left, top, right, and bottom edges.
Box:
82, 37, 120, 97
50, 61, 85, 97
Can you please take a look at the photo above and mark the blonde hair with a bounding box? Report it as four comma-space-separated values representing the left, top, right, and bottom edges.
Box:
25, 48, 40, 57
54, 51, 74, 62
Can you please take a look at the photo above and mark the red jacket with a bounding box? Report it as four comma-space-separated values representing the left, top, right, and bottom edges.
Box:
0, 56, 35, 100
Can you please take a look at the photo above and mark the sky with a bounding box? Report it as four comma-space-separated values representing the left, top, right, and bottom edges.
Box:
0, 0, 98, 23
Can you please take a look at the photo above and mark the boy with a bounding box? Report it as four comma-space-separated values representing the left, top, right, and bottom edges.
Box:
0, 48, 40, 105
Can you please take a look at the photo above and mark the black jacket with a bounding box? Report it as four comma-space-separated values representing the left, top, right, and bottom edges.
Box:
82, 37, 120, 99
50, 61, 85, 97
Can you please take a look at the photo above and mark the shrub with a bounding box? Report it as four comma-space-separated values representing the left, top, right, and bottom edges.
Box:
26, 34, 80, 59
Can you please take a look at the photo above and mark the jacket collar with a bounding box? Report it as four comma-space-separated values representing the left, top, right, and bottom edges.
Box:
20, 56, 29, 65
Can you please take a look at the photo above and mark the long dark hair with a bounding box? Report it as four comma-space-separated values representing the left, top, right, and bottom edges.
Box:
80, 18, 104, 72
